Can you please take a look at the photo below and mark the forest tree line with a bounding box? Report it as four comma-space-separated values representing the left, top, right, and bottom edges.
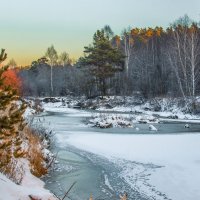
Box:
4, 15, 200, 99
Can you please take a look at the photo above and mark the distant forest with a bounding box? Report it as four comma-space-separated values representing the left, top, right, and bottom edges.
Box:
5, 15, 200, 99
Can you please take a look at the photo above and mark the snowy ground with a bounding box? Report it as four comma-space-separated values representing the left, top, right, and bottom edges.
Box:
100, 105, 200, 121
40, 97, 200, 131
42, 101, 90, 118
40, 96, 200, 123
0, 159, 56, 200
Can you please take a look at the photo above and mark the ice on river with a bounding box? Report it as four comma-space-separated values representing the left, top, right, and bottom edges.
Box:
57, 132, 200, 200
42, 103, 200, 200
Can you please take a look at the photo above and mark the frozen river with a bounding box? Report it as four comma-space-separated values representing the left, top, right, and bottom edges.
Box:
38, 108, 200, 200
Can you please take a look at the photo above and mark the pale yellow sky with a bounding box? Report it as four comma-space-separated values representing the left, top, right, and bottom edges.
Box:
1, 0, 199, 66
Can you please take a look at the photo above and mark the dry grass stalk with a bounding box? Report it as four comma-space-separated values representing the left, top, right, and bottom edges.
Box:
25, 127, 47, 177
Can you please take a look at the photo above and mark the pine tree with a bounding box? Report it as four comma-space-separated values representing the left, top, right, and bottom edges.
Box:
0, 49, 26, 176
80, 30, 125, 96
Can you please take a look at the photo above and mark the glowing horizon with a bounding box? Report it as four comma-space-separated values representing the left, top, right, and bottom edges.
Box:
0, 0, 199, 66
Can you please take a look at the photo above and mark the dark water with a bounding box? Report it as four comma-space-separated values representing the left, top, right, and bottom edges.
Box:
37, 110, 200, 200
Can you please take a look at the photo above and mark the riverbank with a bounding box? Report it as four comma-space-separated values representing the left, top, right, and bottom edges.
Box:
0, 159, 57, 200
0, 99, 57, 200
36, 96, 200, 128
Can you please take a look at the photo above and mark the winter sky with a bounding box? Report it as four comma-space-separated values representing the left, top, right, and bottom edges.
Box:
0, 0, 200, 65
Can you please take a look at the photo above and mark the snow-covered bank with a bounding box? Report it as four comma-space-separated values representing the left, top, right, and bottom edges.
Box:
61, 132, 200, 200
0, 99, 58, 200
95, 96, 200, 120
38, 96, 200, 125
0, 159, 56, 200
42, 101, 90, 117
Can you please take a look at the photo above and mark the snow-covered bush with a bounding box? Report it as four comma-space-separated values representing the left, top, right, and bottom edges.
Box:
135, 115, 159, 124
89, 114, 133, 128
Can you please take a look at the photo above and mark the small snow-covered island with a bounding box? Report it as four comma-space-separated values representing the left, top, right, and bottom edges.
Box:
1, 1, 200, 200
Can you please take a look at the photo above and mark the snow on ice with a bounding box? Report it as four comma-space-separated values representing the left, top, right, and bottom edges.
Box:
63, 131, 200, 200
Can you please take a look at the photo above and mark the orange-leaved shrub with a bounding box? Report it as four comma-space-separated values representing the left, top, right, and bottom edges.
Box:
2, 68, 22, 94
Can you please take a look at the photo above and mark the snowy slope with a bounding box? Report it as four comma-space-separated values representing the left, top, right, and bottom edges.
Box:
0, 159, 56, 200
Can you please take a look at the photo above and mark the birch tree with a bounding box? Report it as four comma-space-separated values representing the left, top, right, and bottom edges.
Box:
121, 28, 134, 76
168, 17, 200, 98
186, 24, 200, 97
45, 45, 58, 96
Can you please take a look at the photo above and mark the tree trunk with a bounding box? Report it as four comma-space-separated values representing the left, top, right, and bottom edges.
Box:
50, 65, 53, 96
